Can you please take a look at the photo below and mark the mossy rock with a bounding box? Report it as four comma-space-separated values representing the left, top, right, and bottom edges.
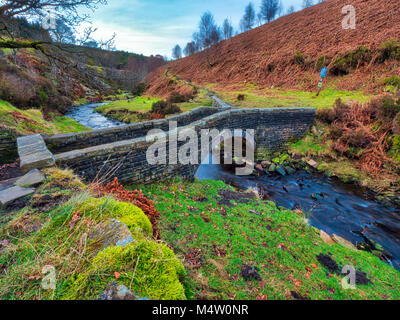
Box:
62, 240, 186, 300
76, 197, 153, 238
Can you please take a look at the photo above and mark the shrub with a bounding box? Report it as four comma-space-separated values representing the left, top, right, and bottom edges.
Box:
330, 46, 371, 75
315, 55, 326, 70
376, 96, 400, 120
393, 113, 400, 135
383, 75, 400, 88
294, 51, 305, 65
168, 91, 190, 103
378, 40, 400, 63
316, 98, 350, 124
132, 82, 146, 96
151, 100, 181, 116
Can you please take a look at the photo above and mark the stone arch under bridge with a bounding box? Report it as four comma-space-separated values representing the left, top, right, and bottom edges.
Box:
17, 97, 315, 184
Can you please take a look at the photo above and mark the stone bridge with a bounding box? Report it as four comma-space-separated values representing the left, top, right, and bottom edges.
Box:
17, 97, 315, 184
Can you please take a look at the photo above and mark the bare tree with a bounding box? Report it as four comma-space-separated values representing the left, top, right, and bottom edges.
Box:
286, 5, 296, 15
240, 2, 255, 32
259, 0, 280, 23
0, 0, 107, 50
184, 41, 196, 56
172, 44, 182, 60
277, 0, 284, 17
222, 18, 234, 40
197, 11, 220, 49
50, 19, 76, 44
302, 0, 314, 9
0, 0, 106, 25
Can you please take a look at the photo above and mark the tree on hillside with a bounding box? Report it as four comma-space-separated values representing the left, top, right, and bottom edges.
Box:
240, 2, 256, 32
259, 0, 280, 23
302, 0, 314, 9
184, 41, 196, 56
0, 0, 108, 54
256, 12, 263, 26
197, 11, 221, 49
222, 18, 234, 40
172, 44, 182, 60
277, 0, 284, 17
286, 5, 296, 15
50, 19, 76, 44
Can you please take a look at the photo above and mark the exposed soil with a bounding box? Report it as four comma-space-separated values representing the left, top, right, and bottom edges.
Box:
317, 253, 340, 273
241, 265, 262, 281
218, 190, 255, 208
291, 291, 310, 300
0, 160, 22, 181
146, 0, 400, 94
356, 271, 372, 285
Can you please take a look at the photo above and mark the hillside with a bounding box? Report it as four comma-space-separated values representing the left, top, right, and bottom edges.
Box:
146, 0, 400, 95
0, 18, 165, 117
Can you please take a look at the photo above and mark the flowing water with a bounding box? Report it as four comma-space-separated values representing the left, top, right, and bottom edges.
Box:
196, 162, 400, 270
66, 103, 125, 129
67, 105, 400, 270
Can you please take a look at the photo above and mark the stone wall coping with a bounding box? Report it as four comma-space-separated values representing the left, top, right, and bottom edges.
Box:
54, 106, 316, 162
46, 105, 228, 143
17, 134, 55, 173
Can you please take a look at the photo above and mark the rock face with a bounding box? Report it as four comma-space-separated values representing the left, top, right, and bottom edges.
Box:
98, 282, 146, 300
17, 135, 55, 173
0, 186, 35, 206
307, 159, 319, 169
88, 219, 134, 256
332, 234, 358, 250
15, 169, 45, 187
320, 230, 335, 245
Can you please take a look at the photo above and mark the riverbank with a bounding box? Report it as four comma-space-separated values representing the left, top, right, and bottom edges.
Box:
0, 169, 399, 300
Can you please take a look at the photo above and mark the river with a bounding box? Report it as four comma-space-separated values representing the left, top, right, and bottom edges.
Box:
67, 105, 400, 270
196, 161, 400, 270
66, 103, 125, 129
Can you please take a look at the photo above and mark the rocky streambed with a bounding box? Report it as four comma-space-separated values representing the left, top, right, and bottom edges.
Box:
196, 156, 400, 270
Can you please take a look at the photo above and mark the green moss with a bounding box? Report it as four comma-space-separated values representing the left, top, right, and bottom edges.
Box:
0, 185, 185, 300
62, 241, 186, 300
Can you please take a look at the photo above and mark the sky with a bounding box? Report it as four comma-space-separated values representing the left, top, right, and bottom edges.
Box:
83, 0, 305, 58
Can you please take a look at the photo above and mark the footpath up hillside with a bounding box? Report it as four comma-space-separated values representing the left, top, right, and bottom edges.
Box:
146, 0, 400, 95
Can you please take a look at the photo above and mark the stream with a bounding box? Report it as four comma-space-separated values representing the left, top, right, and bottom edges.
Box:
196, 161, 400, 270
67, 105, 400, 270
66, 103, 125, 129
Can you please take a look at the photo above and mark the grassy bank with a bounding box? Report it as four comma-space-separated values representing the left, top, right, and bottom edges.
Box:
0, 100, 88, 135
95, 89, 213, 124
0, 168, 399, 300
142, 179, 400, 300
0, 169, 185, 300
208, 85, 371, 110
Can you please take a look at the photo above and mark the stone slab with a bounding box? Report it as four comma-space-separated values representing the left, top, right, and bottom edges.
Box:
0, 186, 35, 206
15, 169, 45, 187
17, 135, 55, 173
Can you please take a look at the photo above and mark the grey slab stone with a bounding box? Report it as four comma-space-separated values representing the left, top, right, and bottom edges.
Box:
17, 135, 55, 173
0, 186, 35, 206
15, 169, 45, 187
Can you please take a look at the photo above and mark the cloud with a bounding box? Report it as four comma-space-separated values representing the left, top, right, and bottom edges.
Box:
82, 0, 304, 57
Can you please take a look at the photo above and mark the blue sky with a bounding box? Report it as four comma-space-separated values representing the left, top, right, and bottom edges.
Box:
84, 0, 305, 57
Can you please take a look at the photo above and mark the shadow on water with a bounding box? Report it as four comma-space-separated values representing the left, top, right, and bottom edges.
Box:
196, 160, 400, 270
66, 103, 125, 130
